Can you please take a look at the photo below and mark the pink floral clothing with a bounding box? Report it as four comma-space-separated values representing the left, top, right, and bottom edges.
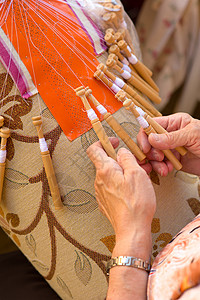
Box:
148, 214, 200, 299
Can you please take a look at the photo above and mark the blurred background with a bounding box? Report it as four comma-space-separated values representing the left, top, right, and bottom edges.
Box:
122, 0, 200, 119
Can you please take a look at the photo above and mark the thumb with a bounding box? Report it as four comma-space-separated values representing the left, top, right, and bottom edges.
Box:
117, 148, 139, 174
149, 129, 189, 150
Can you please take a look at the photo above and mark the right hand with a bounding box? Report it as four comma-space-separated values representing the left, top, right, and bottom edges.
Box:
137, 113, 200, 176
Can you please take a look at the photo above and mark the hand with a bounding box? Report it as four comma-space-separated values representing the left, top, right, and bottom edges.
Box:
87, 138, 156, 251
87, 138, 156, 300
137, 113, 200, 176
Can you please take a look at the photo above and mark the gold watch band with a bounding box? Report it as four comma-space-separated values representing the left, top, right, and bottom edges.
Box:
106, 256, 151, 275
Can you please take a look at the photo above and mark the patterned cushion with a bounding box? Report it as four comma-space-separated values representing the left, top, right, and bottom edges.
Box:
0, 60, 199, 299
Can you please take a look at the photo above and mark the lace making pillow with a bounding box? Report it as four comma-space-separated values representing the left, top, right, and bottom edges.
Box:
0, 1, 199, 299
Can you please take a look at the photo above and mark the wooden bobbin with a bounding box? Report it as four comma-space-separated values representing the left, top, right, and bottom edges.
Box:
32, 116, 63, 210
144, 114, 187, 156
118, 41, 159, 92
0, 127, 10, 203
94, 69, 113, 89
0, 116, 4, 128
118, 40, 153, 77
114, 30, 125, 42
111, 57, 161, 104
98, 63, 162, 110
104, 32, 116, 46
115, 90, 155, 118
123, 100, 183, 171
85, 87, 146, 161
103, 2, 114, 11
102, 12, 118, 29
109, 44, 129, 64
105, 28, 115, 36
106, 57, 159, 95
75, 87, 117, 160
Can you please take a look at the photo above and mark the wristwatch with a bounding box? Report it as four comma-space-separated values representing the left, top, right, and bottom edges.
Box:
106, 256, 151, 275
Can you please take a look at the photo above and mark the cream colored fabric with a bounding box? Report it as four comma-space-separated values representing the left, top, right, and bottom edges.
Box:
136, 0, 200, 111
0, 60, 199, 299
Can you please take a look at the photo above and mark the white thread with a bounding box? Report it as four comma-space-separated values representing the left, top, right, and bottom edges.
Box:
127, 45, 131, 52
122, 20, 127, 29
0, 150, 6, 163
128, 54, 138, 65
121, 57, 129, 65
39, 138, 48, 152
121, 70, 131, 80
122, 64, 131, 73
111, 84, 121, 94
137, 116, 149, 129
87, 109, 98, 121
96, 105, 107, 115
136, 106, 145, 116
114, 77, 125, 88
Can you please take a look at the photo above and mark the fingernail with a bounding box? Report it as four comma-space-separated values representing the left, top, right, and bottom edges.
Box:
150, 133, 159, 141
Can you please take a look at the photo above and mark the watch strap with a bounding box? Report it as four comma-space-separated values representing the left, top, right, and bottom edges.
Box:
106, 256, 151, 275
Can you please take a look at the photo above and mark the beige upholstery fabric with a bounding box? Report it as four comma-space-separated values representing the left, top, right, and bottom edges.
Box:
0, 60, 199, 299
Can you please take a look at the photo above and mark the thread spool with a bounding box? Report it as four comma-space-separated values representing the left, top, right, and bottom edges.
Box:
75, 87, 117, 160
85, 88, 145, 161
123, 100, 183, 171
32, 116, 63, 210
0, 127, 10, 203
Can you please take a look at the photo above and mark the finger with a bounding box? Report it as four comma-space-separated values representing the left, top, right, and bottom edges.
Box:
87, 137, 119, 169
148, 128, 190, 150
151, 113, 191, 132
117, 147, 139, 173
137, 128, 151, 153
150, 160, 170, 177
138, 161, 152, 174
145, 148, 164, 162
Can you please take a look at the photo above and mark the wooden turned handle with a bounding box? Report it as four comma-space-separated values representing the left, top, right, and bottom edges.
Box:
122, 85, 162, 117
91, 119, 117, 160
0, 116, 4, 128
127, 76, 161, 104
134, 61, 159, 92
32, 116, 63, 210
41, 153, 63, 210
104, 113, 146, 161
0, 163, 5, 203
32, 116, 44, 139
144, 115, 187, 156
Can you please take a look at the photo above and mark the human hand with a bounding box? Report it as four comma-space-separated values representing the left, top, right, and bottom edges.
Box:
137, 113, 200, 176
87, 138, 156, 252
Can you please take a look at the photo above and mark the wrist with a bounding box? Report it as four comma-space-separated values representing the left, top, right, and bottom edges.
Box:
113, 229, 152, 261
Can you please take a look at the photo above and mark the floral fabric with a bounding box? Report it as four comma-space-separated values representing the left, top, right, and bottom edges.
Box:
137, 0, 200, 111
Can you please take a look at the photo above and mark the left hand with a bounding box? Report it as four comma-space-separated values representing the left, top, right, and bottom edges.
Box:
87, 138, 156, 245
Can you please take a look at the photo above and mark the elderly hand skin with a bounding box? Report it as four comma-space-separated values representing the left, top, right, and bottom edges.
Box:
87, 138, 156, 299
137, 113, 200, 176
